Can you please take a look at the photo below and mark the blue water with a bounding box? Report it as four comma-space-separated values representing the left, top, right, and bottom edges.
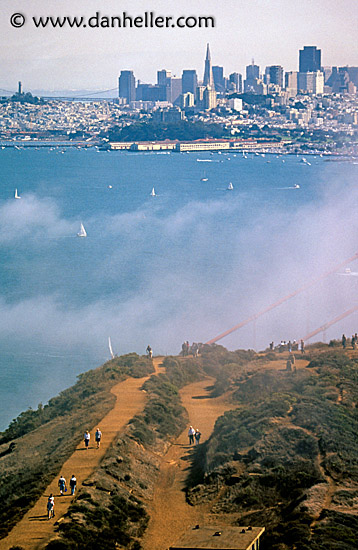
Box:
0, 147, 357, 429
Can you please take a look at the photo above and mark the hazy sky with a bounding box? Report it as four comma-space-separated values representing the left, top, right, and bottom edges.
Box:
1, 0, 357, 92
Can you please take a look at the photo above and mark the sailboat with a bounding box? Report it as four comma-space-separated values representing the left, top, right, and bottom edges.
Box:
227, 182, 234, 190
14, 188, 21, 199
108, 337, 115, 359
77, 223, 87, 237
150, 187, 156, 196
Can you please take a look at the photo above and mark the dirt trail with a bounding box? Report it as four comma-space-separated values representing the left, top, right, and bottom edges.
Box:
141, 376, 233, 550
1, 359, 162, 550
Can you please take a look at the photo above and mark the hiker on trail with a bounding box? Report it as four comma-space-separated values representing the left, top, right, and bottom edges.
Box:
286, 359, 292, 372
352, 335, 356, 350
188, 425, 195, 445
195, 429, 201, 445
84, 430, 90, 450
288, 340, 292, 353
300, 339, 305, 354
95, 428, 102, 448
146, 345, 153, 359
70, 475, 77, 496
47, 494, 55, 519
342, 334, 347, 348
58, 475, 66, 495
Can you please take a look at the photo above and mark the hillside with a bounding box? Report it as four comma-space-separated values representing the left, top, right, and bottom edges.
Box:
187, 343, 358, 550
1, 343, 358, 550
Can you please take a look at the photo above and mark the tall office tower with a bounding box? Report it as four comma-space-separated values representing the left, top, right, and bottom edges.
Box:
196, 85, 206, 109
229, 72, 242, 93
212, 66, 225, 92
285, 71, 298, 94
298, 71, 324, 94
157, 69, 172, 87
269, 65, 284, 88
203, 43, 214, 87
299, 46, 321, 73
246, 60, 260, 80
182, 70, 198, 94
171, 78, 182, 104
118, 70, 136, 102
203, 86, 217, 110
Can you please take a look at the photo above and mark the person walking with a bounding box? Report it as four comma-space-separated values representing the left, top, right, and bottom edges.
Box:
342, 334, 347, 349
58, 475, 66, 496
146, 345, 153, 359
47, 494, 55, 519
95, 428, 102, 449
84, 430, 90, 450
194, 429, 201, 445
188, 425, 195, 445
69, 475, 77, 496
300, 339, 305, 354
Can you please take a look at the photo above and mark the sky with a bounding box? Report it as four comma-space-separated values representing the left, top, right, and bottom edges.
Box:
0, 0, 357, 92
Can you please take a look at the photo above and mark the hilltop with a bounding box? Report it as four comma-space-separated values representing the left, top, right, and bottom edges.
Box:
0, 342, 357, 550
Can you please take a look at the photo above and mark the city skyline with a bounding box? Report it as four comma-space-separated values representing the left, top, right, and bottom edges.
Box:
0, 0, 358, 92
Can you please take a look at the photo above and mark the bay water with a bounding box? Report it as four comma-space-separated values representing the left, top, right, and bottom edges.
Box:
0, 147, 357, 429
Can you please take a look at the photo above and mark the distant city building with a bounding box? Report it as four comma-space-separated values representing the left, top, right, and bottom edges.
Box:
246, 60, 260, 80
269, 65, 284, 88
203, 86, 217, 110
203, 43, 214, 87
298, 71, 324, 94
299, 46, 321, 73
136, 83, 168, 101
228, 98, 243, 111
157, 69, 172, 87
180, 92, 195, 109
212, 65, 225, 92
196, 85, 206, 109
152, 107, 184, 123
229, 72, 242, 93
118, 70, 136, 103
171, 78, 182, 104
182, 70, 198, 94
285, 71, 298, 95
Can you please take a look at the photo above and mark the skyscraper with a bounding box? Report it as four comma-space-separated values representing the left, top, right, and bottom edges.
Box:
212, 66, 225, 92
246, 61, 260, 80
299, 46, 321, 73
203, 43, 214, 87
229, 73, 242, 93
118, 70, 136, 103
182, 70, 198, 94
269, 65, 284, 88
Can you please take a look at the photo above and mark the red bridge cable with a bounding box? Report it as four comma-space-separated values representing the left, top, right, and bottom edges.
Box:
205, 252, 358, 345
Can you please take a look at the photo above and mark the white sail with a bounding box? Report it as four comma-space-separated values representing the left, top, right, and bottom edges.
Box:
108, 337, 115, 359
227, 182, 234, 190
150, 187, 156, 196
14, 188, 21, 199
77, 223, 87, 237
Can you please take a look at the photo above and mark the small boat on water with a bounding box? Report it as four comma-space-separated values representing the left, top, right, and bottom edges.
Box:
14, 188, 21, 199
227, 182, 234, 190
108, 337, 115, 359
293, 184, 300, 189
200, 172, 208, 182
77, 223, 87, 237
150, 187, 156, 196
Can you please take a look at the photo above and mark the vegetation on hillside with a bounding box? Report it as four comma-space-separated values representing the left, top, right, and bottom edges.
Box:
106, 120, 226, 142
47, 356, 204, 550
187, 345, 358, 550
0, 354, 153, 540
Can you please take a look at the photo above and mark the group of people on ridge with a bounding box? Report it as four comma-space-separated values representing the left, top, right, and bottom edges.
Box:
47, 474, 77, 519
46, 427, 102, 519
188, 425, 201, 445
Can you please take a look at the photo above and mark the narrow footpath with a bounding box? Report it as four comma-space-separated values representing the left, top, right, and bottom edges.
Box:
1, 359, 163, 550
141, 376, 233, 550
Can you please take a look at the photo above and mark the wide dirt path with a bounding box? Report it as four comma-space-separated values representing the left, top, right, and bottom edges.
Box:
141, 376, 233, 550
1, 360, 162, 550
